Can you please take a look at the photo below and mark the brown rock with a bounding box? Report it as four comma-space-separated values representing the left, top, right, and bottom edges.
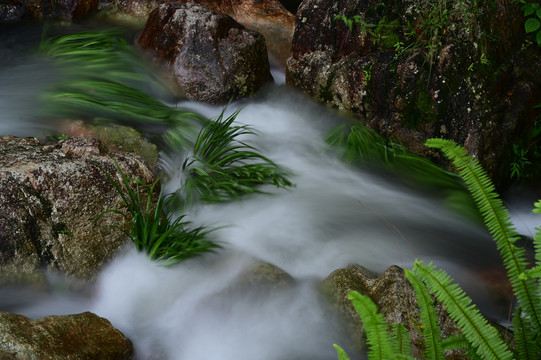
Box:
0, 311, 133, 359
137, 2, 273, 104
321, 264, 461, 357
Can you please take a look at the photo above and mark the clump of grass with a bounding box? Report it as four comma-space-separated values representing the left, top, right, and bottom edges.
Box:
97, 162, 220, 266
39, 29, 204, 136
180, 108, 293, 204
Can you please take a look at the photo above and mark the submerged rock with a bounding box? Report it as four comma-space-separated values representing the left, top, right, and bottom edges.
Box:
286, 0, 541, 188
0, 311, 133, 359
0, 136, 156, 285
137, 2, 273, 104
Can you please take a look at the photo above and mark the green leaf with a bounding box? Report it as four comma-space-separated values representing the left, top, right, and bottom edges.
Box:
413, 260, 513, 360
347, 291, 395, 360
425, 138, 541, 335
333, 344, 351, 360
536, 30, 541, 46
525, 18, 541, 33
405, 269, 444, 360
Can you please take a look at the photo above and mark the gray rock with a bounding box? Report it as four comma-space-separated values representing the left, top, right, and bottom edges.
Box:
137, 2, 273, 104
0, 136, 156, 284
0, 311, 133, 359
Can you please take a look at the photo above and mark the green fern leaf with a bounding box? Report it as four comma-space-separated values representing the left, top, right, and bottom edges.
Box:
405, 269, 445, 360
348, 291, 395, 360
512, 307, 539, 360
413, 260, 513, 360
390, 322, 413, 357
441, 333, 468, 351
333, 344, 351, 360
425, 138, 541, 334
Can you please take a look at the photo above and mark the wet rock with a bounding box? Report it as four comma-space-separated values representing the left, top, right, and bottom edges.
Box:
59, 120, 159, 174
321, 264, 461, 356
278, 0, 301, 14
177, 0, 295, 68
0, 0, 99, 21
286, 0, 541, 188
0, 136, 156, 284
0, 311, 133, 359
137, 2, 273, 103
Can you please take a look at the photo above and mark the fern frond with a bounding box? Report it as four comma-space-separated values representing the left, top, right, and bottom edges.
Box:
405, 269, 445, 360
512, 307, 539, 360
333, 344, 351, 360
533, 200, 541, 266
348, 291, 395, 360
390, 322, 413, 357
425, 138, 541, 334
413, 260, 513, 360
441, 332, 468, 351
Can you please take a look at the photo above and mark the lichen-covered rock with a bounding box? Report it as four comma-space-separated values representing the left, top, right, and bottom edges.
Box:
286, 0, 541, 188
321, 264, 461, 357
137, 2, 273, 104
0, 136, 156, 284
0, 311, 133, 359
0, 0, 99, 21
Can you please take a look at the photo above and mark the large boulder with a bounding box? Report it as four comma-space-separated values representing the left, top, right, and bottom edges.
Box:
286, 0, 541, 188
137, 2, 273, 104
0, 0, 99, 21
99, 0, 295, 67
0, 311, 133, 359
0, 136, 156, 284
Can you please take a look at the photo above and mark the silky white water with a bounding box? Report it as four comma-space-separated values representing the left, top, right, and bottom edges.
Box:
0, 23, 532, 360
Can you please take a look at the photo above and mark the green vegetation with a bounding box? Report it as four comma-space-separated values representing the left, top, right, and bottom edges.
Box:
325, 124, 480, 221
334, 139, 541, 359
39, 30, 204, 135
97, 162, 220, 266
514, 0, 541, 46
180, 108, 293, 204
40, 30, 293, 264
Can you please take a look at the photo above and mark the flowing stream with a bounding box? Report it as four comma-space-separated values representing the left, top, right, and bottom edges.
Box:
0, 21, 538, 360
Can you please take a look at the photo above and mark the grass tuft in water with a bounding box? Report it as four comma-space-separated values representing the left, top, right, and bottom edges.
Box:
39, 29, 205, 136
181, 108, 294, 204
97, 162, 220, 266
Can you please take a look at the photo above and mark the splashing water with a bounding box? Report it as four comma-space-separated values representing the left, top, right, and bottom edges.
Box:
0, 25, 514, 360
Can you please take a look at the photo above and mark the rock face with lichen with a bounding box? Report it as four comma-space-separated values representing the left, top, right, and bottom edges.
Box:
0, 136, 156, 285
0, 311, 133, 359
137, 2, 273, 104
286, 0, 541, 188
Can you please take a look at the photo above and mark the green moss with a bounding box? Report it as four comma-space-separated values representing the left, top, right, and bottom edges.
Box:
404, 88, 437, 129
373, 18, 400, 50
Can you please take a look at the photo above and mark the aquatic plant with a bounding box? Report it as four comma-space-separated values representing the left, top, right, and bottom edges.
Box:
181, 108, 293, 204
334, 138, 541, 359
97, 162, 220, 266
39, 30, 204, 139
325, 124, 479, 220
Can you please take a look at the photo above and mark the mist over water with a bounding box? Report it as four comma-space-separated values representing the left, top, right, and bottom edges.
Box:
0, 25, 519, 360
84, 87, 506, 359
